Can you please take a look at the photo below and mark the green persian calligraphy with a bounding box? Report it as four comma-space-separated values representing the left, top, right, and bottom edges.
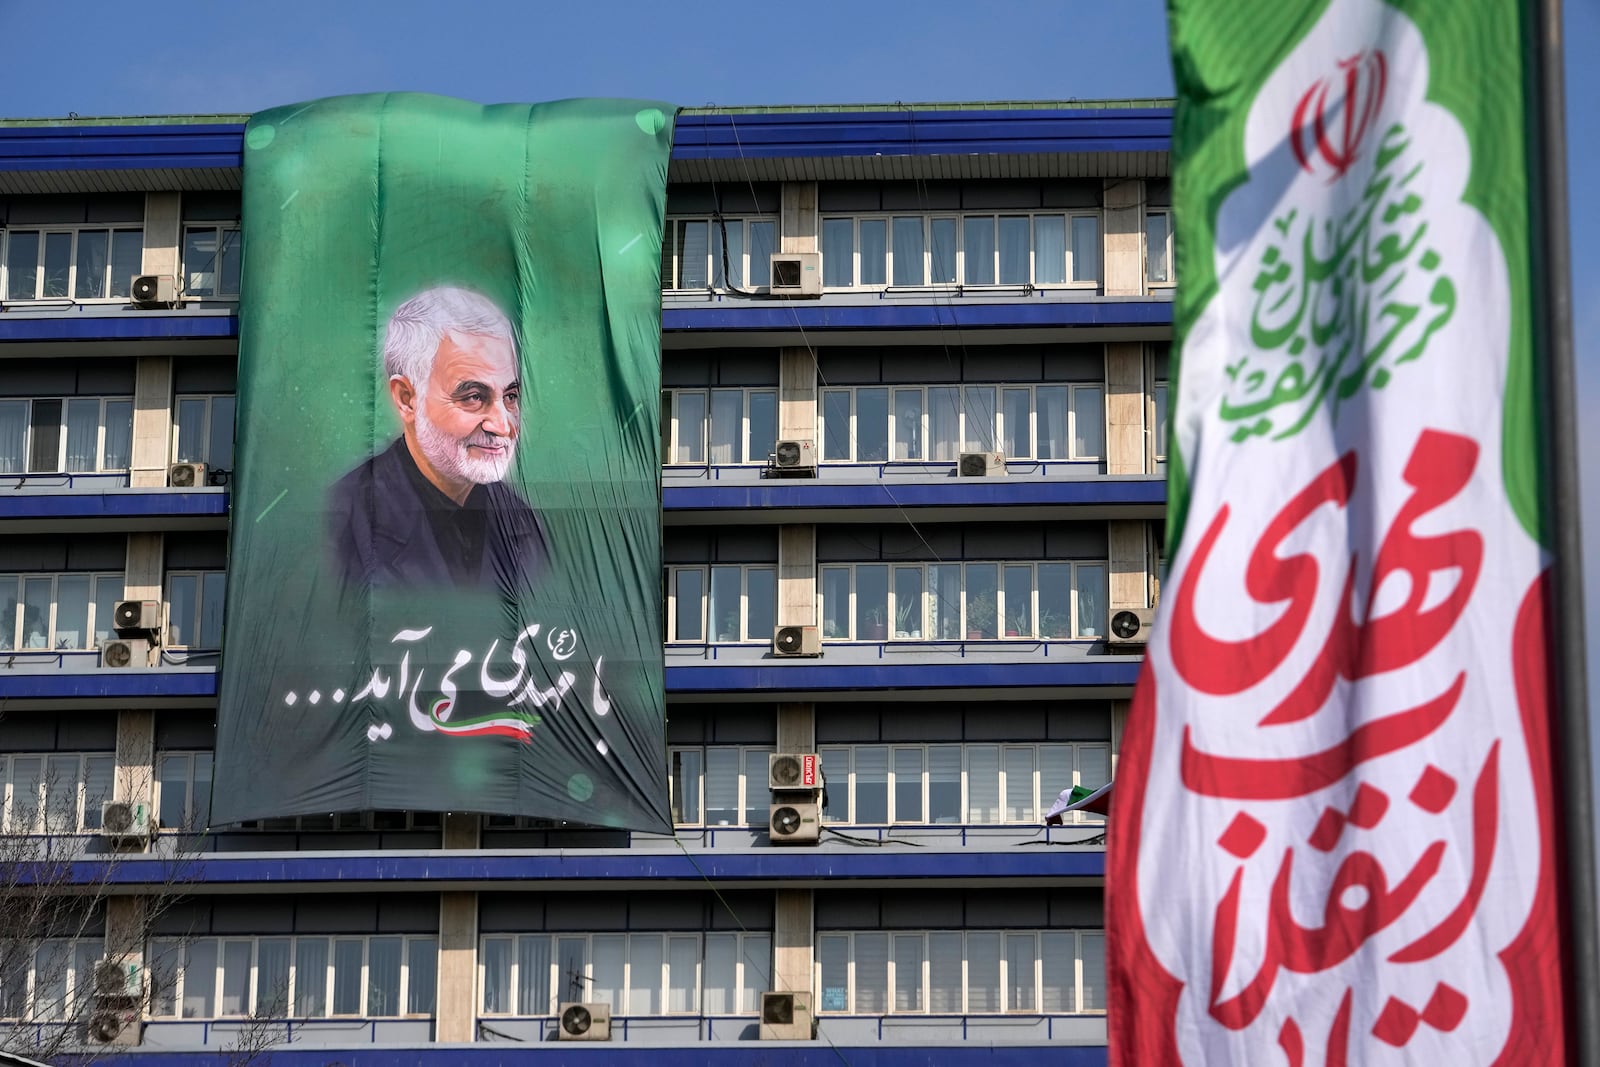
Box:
1220, 124, 1457, 443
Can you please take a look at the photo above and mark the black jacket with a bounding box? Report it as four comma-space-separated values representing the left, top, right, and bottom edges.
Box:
327, 437, 550, 591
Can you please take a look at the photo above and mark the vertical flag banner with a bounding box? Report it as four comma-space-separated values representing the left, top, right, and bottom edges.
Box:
214, 94, 675, 832
1111, 2, 1567, 1063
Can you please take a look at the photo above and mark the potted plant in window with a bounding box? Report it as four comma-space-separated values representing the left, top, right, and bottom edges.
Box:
1005, 605, 1028, 639
1039, 607, 1071, 640
895, 599, 920, 640
966, 591, 996, 640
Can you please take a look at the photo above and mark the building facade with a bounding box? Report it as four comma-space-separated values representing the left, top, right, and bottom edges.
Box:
0, 101, 1172, 1064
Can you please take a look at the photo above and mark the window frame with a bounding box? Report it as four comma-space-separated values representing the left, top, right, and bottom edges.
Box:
0, 752, 117, 834
667, 744, 775, 828
1, 225, 145, 303
818, 211, 1102, 290
179, 223, 242, 299
170, 393, 236, 471
660, 215, 780, 292
661, 387, 779, 467
817, 383, 1104, 464
664, 564, 777, 644
1145, 209, 1175, 287
0, 571, 125, 653
0, 939, 100, 1021
163, 569, 227, 650
0, 396, 136, 476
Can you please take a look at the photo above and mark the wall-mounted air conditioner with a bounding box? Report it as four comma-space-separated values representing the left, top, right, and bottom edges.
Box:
100, 801, 153, 843
113, 599, 161, 634
130, 274, 176, 307
958, 451, 1006, 477
760, 990, 814, 1040
770, 439, 818, 476
769, 753, 822, 792
769, 252, 822, 297
556, 1001, 611, 1041
99, 638, 151, 669
769, 802, 821, 845
1107, 607, 1157, 649
86, 1008, 131, 1043
168, 462, 207, 488
93, 957, 144, 1000
773, 625, 822, 658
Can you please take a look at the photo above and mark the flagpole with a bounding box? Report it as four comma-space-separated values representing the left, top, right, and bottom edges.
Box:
1527, 0, 1599, 1061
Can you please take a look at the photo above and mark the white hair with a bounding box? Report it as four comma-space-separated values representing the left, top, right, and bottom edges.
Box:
382, 286, 515, 386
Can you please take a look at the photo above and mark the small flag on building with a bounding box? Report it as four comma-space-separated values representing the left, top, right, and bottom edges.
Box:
1109, 0, 1586, 1064
1045, 782, 1113, 824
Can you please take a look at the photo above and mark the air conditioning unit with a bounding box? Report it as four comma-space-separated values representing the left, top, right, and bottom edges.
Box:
99, 637, 151, 669
773, 625, 822, 658
769, 753, 822, 792
1107, 607, 1157, 649
113, 599, 161, 634
958, 451, 1006, 477
93, 958, 144, 1000
771, 439, 818, 476
556, 1001, 611, 1041
86, 1007, 131, 1043
760, 990, 814, 1040
769, 252, 822, 297
130, 274, 176, 307
769, 801, 821, 845
168, 462, 207, 488
101, 801, 153, 841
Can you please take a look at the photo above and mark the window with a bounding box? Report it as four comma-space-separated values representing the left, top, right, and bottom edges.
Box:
2, 227, 144, 302
665, 565, 776, 644
668, 746, 774, 827
1153, 381, 1169, 462
663, 388, 778, 466
172, 394, 236, 470
155, 752, 213, 833
819, 212, 1100, 289
0, 572, 124, 652
1, 753, 116, 833
818, 561, 1107, 642
479, 931, 770, 1017
236, 810, 445, 833
1146, 211, 1174, 285
165, 571, 226, 649
148, 935, 436, 1019
181, 225, 242, 298
661, 217, 778, 290
816, 929, 1104, 1015
0, 940, 100, 1021
819, 384, 1103, 463
0, 398, 134, 476
817, 742, 1110, 827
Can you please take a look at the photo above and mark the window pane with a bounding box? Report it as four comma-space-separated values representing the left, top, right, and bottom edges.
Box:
63, 398, 100, 473
1039, 745, 1074, 822
74, 230, 109, 299
702, 933, 735, 1015
148, 940, 180, 1017
184, 229, 218, 296
855, 933, 888, 1014
679, 221, 709, 289
1075, 564, 1108, 639
856, 387, 889, 463
929, 218, 957, 283
820, 566, 851, 640
998, 216, 1030, 284
748, 221, 776, 288
42, 233, 71, 298
673, 392, 706, 464
892, 217, 925, 286
708, 390, 740, 465
1002, 388, 1031, 460
892, 566, 923, 640
892, 388, 922, 461
742, 748, 771, 825
591, 935, 625, 1010
294, 939, 328, 1017
709, 566, 741, 643
928, 387, 960, 462
667, 936, 697, 1014
21, 577, 51, 649
157, 755, 189, 832
1071, 215, 1102, 282
1003, 565, 1033, 638
928, 746, 962, 824
963, 217, 996, 284
673, 569, 703, 642
1154, 384, 1169, 460
200, 572, 227, 648
1004, 747, 1035, 822
208, 395, 235, 468
220, 941, 252, 1016
854, 746, 888, 824
627, 934, 663, 1015
670, 749, 702, 825
368, 937, 401, 1016
0, 401, 25, 473
1080, 933, 1106, 1011
819, 746, 848, 822
1038, 563, 1074, 639
746, 567, 775, 644
964, 562, 998, 640
928, 933, 963, 1013
1036, 386, 1068, 460
893, 748, 923, 823
740, 933, 770, 1014
747, 389, 777, 463
967, 933, 1001, 1013
93, 575, 123, 646
168, 573, 197, 647
257, 939, 290, 1017
1034, 215, 1067, 284
1073, 386, 1105, 459
481, 938, 512, 1014
9, 757, 41, 832
6, 232, 39, 300
110, 231, 143, 299
821, 219, 854, 286
818, 935, 848, 1012
557, 938, 587, 1005
34, 942, 68, 1021
29, 398, 62, 473
928, 563, 962, 641
218, 228, 242, 296
1006, 933, 1037, 1012
1040, 931, 1073, 1012
331, 940, 364, 1015
967, 745, 1000, 823
704, 748, 740, 826
408, 938, 437, 1015
175, 398, 207, 464
821, 390, 851, 462
192, 752, 213, 830
1146, 213, 1171, 283
962, 386, 997, 453
1079, 744, 1112, 795
54, 574, 89, 650
893, 934, 923, 1012
183, 940, 217, 1018
859, 219, 886, 286
82, 755, 113, 829
712, 220, 734, 289
44, 754, 78, 832
854, 564, 888, 643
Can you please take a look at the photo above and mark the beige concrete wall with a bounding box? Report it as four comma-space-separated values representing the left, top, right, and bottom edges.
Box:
442, 812, 481, 850
436, 892, 478, 1042
104, 896, 148, 1045
129, 356, 173, 488
777, 526, 816, 627
113, 710, 155, 812
1108, 520, 1149, 610
773, 888, 813, 993
1104, 343, 1145, 476
1102, 178, 1144, 297
140, 193, 181, 279
780, 182, 818, 254
779, 347, 817, 443
123, 533, 163, 605
776, 703, 815, 753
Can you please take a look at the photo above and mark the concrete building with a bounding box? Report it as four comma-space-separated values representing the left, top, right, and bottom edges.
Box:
0, 100, 1173, 1065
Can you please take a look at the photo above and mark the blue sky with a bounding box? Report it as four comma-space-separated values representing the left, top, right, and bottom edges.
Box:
5, 0, 1598, 703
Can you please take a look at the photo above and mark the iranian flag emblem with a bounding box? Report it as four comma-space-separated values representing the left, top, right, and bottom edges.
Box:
1111, 0, 1567, 1063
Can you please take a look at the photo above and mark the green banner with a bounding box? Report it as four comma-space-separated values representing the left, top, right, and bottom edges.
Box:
213, 94, 675, 833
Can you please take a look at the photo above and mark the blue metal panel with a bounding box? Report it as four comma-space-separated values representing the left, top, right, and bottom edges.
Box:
664, 478, 1164, 512
0, 313, 237, 343
0, 671, 217, 701
52, 849, 1104, 887
666, 659, 1141, 693
74, 1045, 1107, 1066
0, 490, 227, 520
662, 299, 1172, 333
0, 124, 246, 171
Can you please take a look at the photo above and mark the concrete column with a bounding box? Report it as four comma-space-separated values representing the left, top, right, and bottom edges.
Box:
103, 896, 147, 1045
779, 347, 817, 443
780, 183, 818, 254
1108, 520, 1149, 610
1110, 700, 1130, 778
777, 526, 816, 628
113, 710, 155, 812
773, 888, 814, 995
140, 193, 181, 280
129, 356, 173, 488
1101, 179, 1145, 297
123, 533, 163, 666
435, 891, 478, 1043
776, 703, 815, 753
1104, 343, 1145, 476
442, 812, 480, 850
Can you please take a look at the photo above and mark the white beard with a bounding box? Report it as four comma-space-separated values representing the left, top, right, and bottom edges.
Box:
415, 406, 515, 486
